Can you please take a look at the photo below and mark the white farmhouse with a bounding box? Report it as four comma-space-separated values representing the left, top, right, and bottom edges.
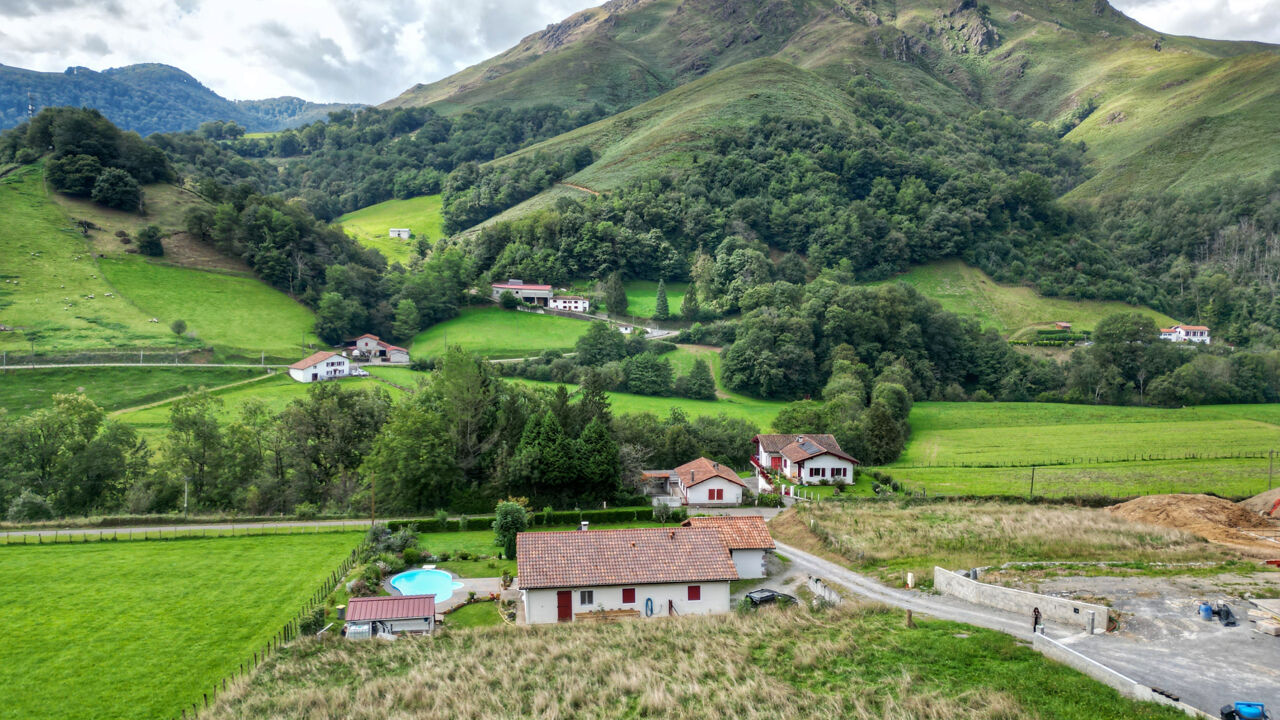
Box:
1159, 325, 1211, 344
352, 333, 411, 363
389, 228, 411, 239
491, 279, 554, 306
343, 594, 435, 639
642, 457, 747, 507
288, 350, 350, 383
548, 295, 590, 312
517, 526, 738, 624
751, 434, 858, 488
682, 516, 774, 580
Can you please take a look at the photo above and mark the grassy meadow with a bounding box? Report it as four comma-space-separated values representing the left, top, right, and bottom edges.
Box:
410, 306, 591, 359
873, 260, 1178, 338
336, 194, 444, 264
0, 366, 269, 416
624, 279, 688, 318
511, 377, 785, 427
206, 602, 1186, 720
0, 532, 362, 720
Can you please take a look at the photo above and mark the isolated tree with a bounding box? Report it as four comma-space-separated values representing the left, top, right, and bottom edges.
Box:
91, 167, 141, 211
184, 206, 215, 241
653, 279, 669, 320
677, 358, 717, 400
170, 319, 187, 336
392, 299, 420, 341
164, 391, 225, 508
492, 501, 529, 559
574, 321, 627, 366
498, 289, 518, 310
622, 352, 673, 396
680, 285, 701, 321
136, 225, 164, 256
603, 272, 628, 316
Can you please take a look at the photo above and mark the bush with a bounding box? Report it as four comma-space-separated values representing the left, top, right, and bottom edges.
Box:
91, 167, 142, 211
653, 503, 672, 523
299, 606, 325, 635
498, 290, 518, 309
136, 225, 164, 257
758, 493, 784, 508
377, 552, 407, 574
292, 501, 318, 520
402, 547, 422, 566
6, 490, 54, 522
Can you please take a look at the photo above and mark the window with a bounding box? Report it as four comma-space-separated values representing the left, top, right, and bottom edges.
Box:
579, 590, 594, 605
688, 585, 701, 601
809, 467, 825, 478
708, 488, 723, 501
622, 588, 636, 604
831, 467, 847, 478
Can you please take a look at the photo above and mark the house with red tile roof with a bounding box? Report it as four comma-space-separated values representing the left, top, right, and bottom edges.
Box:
641, 457, 747, 507
751, 434, 858, 489
343, 594, 436, 638
516, 526, 738, 624
1159, 325, 1211, 344
287, 350, 350, 383
352, 333, 410, 363
682, 516, 774, 579
490, 279, 554, 306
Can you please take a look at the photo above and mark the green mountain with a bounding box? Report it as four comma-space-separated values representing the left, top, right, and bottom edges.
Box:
383, 0, 1279, 199
0, 63, 361, 135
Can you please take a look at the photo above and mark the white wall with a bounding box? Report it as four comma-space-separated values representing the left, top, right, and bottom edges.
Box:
797, 454, 855, 485
685, 477, 742, 506
523, 581, 731, 624
289, 358, 349, 383
731, 549, 766, 579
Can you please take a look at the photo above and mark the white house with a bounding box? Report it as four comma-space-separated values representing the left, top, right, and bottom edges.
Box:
288, 350, 350, 383
618, 324, 634, 334
352, 333, 411, 364
517, 526, 738, 624
751, 434, 858, 488
1159, 325, 1211, 344
548, 295, 590, 312
682, 516, 774, 580
642, 457, 747, 507
389, 228, 411, 239
343, 594, 435, 639
491, 279, 554, 306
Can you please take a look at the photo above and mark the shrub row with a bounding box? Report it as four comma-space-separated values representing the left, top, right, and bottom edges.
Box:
387, 506, 662, 533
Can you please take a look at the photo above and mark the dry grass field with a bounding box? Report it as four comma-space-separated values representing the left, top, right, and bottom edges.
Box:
205, 603, 1185, 720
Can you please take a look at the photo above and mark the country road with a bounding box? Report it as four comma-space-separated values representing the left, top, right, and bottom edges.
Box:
1, 362, 286, 370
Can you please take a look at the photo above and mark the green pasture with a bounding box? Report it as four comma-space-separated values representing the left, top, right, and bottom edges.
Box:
336, 195, 444, 265
410, 307, 591, 359
98, 257, 318, 359
872, 260, 1178, 338
624, 280, 688, 319
364, 365, 432, 389
510, 377, 784, 427
0, 366, 269, 416
0, 532, 362, 720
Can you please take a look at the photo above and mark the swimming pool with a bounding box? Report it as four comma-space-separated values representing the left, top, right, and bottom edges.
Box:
389, 569, 464, 601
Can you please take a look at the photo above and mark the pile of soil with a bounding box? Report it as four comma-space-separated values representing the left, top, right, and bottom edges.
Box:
1108, 494, 1279, 554
1240, 487, 1280, 516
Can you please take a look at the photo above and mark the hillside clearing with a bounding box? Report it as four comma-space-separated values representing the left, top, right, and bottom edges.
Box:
510, 377, 785, 427
336, 194, 444, 265
410, 307, 590, 359
0, 366, 269, 416
0, 532, 362, 720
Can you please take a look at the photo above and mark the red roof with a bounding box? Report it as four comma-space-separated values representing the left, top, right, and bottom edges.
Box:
1179, 325, 1209, 331
354, 333, 380, 341
517, 527, 737, 590
289, 350, 341, 370
345, 594, 436, 622
682, 516, 774, 550
754, 434, 857, 464
673, 457, 746, 489
492, 283, 552, 291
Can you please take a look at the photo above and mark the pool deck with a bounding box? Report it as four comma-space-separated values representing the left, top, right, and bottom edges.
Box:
384, 569, 504, 613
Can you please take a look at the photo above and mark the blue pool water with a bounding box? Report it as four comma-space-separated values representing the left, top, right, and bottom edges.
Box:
389, 569, 464, 601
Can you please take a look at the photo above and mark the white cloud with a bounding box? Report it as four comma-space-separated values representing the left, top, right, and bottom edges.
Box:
0, 0, 598, 103
1110, 0, 1280, 44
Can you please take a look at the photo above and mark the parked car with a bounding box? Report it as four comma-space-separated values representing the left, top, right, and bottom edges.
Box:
745, 589, 797, 607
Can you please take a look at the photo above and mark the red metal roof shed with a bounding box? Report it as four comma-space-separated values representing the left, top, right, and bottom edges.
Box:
346, 594, 436, 622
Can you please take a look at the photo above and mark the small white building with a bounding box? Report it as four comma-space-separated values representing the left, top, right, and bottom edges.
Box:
389, 228, 411, 239
517, 526, 738, 624
642, 457, 747, 507
682, 516, 774, 580
288, 350, 350, 383
751, 434, 858, 488
491, 279, 554, 306
344, 594, 436, 639
618, 324, 634, 334
548, 295, 590, 312
1159, 325, 1211, 344
352, 333, 411, 363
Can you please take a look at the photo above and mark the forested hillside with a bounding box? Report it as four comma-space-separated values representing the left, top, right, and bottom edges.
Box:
0, 63, 359, 135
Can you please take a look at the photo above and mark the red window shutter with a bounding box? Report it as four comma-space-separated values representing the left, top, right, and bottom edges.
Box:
622, 588, 635, 604
688, 585, 701, 601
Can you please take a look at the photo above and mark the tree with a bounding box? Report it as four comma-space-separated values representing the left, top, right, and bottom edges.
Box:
165, 391, 225, 508
622, 352, 673, 396
492, 501, 529, 559
680, 285, 701, 321
392, 299, 420, 341
675, 358, 716, 400
574, 321, 627, 366
46, 154, 102, 196
577, 418, 621, 504
653, 279, 669, 320
184, 206, 215, 240
136, 225, 164, 256
170, 319, 187, 336
498, 289, 518, 310
603, 272, 628, 316
314, 292, 355, 345
91, 167, 141, 211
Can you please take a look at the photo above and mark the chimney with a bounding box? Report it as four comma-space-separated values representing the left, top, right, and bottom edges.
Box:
669, 530, 675, 540
579, 521, 589, 532
713, 462, 719, 470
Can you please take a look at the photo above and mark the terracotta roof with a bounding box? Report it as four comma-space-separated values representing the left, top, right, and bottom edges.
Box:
289, 350, 341, 370
1160, 328, 1176, 334
672, 457, 747, 489
492, 283, 552, 291
682, 516, 774, 550
354, 333, 380, 341
756, 434, 857, 464
1179, 325, 1209, 331
345, 594, 436, 622
517, 527, 738, 590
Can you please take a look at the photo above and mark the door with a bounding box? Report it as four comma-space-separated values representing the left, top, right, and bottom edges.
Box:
310, 372, 318, 381
770, 456, 782, 470
556, 591, 572, 622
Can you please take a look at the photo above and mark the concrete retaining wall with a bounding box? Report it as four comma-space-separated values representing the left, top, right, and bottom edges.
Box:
1032, 634, 1209, 718
934, 567, 1108, 630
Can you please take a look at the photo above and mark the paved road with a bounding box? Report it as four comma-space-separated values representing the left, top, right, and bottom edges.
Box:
1, 362, 285, 370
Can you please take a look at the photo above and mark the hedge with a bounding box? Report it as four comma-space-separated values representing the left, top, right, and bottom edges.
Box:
386, 506, 662, 533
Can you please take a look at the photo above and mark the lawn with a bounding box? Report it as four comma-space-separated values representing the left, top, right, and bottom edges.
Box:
98, 256, 318, 359
443, 601, 502, 628
0, 366, 270, 416
0, 532, 363, 720
336, 195, 444, 265
410, 307, 591, 359
364, 365, 432, 389
623, 280, 688, 319
510, 377, 786, 427
205, 602, 1187, 720
872, 260, 1178, 338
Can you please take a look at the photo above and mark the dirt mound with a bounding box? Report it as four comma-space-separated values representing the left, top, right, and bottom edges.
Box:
1109, 494, 1278, 554
1240, 487, 1280, 516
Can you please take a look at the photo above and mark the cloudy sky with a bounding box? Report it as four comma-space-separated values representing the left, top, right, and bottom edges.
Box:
0, 0, 1276, 105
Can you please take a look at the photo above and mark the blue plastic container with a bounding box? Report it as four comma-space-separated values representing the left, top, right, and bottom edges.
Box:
1199, 602, 1214, 620
1234, 702, 1268, 720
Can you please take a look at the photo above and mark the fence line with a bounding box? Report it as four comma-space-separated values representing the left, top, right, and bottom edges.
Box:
1, 521, 365, 546
894, 448, 1274, 470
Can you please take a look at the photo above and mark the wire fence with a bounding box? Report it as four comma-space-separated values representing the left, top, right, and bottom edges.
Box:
894, 449, 1276, 470
0, 521, 367, 546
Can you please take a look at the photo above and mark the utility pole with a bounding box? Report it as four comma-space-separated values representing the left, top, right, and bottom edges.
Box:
1269, 449, 1274, 491
183, 477, 189, 518
370, 474, 376, 527
1029, 466, 1036, 499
